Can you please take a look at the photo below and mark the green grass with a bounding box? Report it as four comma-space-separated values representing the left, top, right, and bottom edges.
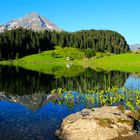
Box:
95, 53, 140, 63
91, 53, 140, 72
0, 46, 85, 77
1, 47, 140, 74
17, 52, 140, 73
18, 46, 84, 63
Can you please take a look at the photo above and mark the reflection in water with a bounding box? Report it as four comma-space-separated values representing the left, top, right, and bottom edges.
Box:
0, 66, 129, 95
0, 65, 139, 140
0, 66, 56, 95
125, 74, 140, 90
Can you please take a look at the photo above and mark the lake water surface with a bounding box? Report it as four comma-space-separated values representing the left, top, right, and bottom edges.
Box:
0, 65, 140, 140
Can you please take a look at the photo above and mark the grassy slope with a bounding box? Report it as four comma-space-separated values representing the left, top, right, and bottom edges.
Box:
1, 46, 140, 73
92, 53, 140, 72
2, 46, 85, 77
19, 46, 84, 63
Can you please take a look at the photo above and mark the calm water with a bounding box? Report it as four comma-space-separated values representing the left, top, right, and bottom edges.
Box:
0, 65, 139, 140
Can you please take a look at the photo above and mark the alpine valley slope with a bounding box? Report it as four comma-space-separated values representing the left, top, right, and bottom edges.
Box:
0, 12, 62, 32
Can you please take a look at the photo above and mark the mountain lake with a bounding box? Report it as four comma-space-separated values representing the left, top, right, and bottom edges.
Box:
0, 65, 140, 140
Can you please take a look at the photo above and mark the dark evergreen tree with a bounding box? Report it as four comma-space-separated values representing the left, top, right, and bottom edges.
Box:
0, 28, 129, 60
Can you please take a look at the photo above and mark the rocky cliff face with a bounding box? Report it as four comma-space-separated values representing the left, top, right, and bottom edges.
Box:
0, 12, 62, 32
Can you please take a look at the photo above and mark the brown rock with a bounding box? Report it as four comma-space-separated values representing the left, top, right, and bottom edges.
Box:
55, 106, 140, 140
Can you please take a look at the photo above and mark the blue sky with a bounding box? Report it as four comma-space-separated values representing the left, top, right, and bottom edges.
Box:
0, 0, 139, 44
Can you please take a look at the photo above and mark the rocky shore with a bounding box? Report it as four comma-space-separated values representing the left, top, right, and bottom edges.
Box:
55, 106, 140, 140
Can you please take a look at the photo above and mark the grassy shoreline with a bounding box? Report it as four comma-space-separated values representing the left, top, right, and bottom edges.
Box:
1, 47, 140, 73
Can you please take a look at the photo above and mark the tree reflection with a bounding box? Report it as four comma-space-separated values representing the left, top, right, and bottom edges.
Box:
0, 66, 129, 96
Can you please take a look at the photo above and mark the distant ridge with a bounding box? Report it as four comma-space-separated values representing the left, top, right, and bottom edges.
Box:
130, 43, 140, 50
0, 12, 63, 32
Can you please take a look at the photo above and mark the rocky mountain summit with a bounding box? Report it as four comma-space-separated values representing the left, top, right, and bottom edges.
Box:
0, 12, 62, 32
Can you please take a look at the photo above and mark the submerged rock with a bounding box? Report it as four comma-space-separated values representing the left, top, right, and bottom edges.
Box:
55, 106, 140, 140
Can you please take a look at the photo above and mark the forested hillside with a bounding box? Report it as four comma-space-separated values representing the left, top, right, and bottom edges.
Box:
0, 28, 129, 60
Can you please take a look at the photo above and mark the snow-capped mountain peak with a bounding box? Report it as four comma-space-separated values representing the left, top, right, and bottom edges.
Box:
0, 12, 62, 32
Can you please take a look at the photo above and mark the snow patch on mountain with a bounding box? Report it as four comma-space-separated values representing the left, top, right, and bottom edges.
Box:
0, 12, 62, 32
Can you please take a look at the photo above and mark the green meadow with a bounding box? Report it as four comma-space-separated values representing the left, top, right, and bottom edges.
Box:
0, 46, 85, 77
1, 46, 140, 74
18, 46, 84, 63
92, 53, 140, 72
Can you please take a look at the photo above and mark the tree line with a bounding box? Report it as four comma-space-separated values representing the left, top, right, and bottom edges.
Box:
0, 28, 129, 60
